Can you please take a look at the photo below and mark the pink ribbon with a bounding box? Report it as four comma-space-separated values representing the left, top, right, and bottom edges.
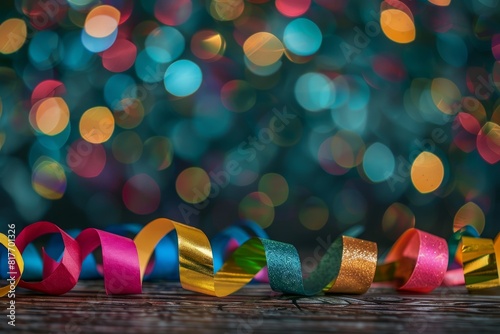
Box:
76, 229, 142, 294
16, 222, 81, 295
384, 228, 449, 292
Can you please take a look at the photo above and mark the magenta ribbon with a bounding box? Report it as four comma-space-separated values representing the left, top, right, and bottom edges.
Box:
16, 222, 81, 295
380, 228, 449, 293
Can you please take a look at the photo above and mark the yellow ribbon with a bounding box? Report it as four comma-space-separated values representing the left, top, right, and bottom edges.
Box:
0, 234, 24, 296
462, 234, 500, 290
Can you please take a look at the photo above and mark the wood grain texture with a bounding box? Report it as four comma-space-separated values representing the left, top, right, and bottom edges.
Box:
1, 281, 500, 333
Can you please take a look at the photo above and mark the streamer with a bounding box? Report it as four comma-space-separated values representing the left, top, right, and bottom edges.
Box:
374, 228, 448, 292
4, 220, 494, 297
0, 218, 377, 296
0, 234, 24, 296
462, 234, 500, 290
442, 226, 479, 287
6, 220, 267, 282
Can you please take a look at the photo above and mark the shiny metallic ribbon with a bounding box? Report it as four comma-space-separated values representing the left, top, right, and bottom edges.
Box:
374, 228, 448, 292
442, 226, 479, 287
461, 234, 500, 290
0, 218, 377, 296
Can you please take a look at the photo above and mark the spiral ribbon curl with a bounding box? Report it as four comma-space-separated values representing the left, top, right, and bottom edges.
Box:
462, 233, 500, 290
1, 220, 499, 297
374, 229, 448, 292
0, 218, 377, 296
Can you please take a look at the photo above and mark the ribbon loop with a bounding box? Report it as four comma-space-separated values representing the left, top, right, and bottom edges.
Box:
462, 235, 500, 290
324, 236, 377, 294
134, 218, 377, 297
16, 222, 81, 295
0, 234, 24, 297
76, 229, 142, 294
375, 228, 448, 293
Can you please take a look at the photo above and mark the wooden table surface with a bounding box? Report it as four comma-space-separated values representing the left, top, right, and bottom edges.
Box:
1, 281, 499, 333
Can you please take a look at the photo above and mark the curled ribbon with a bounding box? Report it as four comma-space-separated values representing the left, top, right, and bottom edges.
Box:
461, 234, 500, 290
133, 218, 377, 296
1, 218, 377, 297
374, 228, 448, 292
4, 220, 497, 297
442, 226, 479, 286
0, 234, 24, 296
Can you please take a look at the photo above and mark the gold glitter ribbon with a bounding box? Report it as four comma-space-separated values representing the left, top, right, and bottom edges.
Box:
462, 234, 500, 290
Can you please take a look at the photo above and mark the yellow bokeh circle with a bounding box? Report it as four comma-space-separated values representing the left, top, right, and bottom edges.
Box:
243, 32, 284, 67
410, 152, 444, 193
0, 18, 27, 54
453, 202, 485, 235
176, 167, 212, 204
30, 97, 70, 136
380, 9, 416, 44
79, 106, 115, 144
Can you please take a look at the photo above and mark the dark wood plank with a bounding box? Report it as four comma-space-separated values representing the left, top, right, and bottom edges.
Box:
1, 281, 499, 333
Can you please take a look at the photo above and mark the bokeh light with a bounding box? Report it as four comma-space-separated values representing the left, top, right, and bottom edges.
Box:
155, 0, 192, 26
145, 26, 185, 63
176, 167, 211, 204
113, 98, 145, 129
164, 60, 202, 97
66, 139, 107, 178
492, 34, 500, 61
84, 5, 120, 38
81, 5, 121, 53
411, 152, 445, 193
477, 122, 500, 164
276, 0, 311, 17
29, 30, 63, 70
428, 0, 451, 6
283, 18, 322, 56
104, 74, 137, 110
243, 32, 284, 66
191, 30, 225, 62
431, 78, 461, 115
31, 80, 66, 105
81, 26, 117, 53
122, 174, 161, 215
295, 72, 335, 112
143, 136, 173, 171
453, 202, 485, 235
382, 203, 415, 240
362, 143, 395, 183
380, 7, 416, 44
79, 106, 115, 144
32, 158, 67, 200
239, 192, 274, 228
258, 173, 289, 206
29, 97, 70, 136
0, 18, 27, 54
210, 0, 245, 21
102, 39, 137, 72
299, 197, 329, 231
331, 131, 365, 169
